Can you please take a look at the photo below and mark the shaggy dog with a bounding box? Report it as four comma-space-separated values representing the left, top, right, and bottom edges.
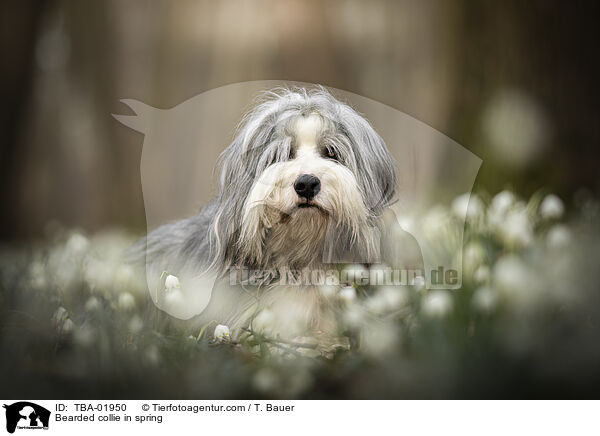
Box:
131, 87, 422, 338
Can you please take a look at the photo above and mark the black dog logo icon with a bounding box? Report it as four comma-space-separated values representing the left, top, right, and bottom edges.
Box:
3, 402, 50, 433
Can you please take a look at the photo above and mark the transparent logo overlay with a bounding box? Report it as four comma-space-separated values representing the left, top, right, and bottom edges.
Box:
114, 81, 481, 320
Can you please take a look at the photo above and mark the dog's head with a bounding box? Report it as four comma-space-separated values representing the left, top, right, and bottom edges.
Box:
211, 87, 396, 270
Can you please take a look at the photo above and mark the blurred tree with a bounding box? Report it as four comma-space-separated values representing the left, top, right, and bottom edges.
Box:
0, 0, 47, 240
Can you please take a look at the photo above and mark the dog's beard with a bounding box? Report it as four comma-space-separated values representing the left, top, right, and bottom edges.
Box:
238, 159, 381, 271
263, 205, 330, 270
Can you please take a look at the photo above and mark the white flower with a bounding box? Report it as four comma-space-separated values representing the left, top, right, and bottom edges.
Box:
452, 193, 484, 220
165, 274, 180, 291
66, 232, 89, 254
540, 194, 564, 219
128, 316, 144, 333
411, 275, 426, 292
472, 286, 498, 313
83, 258, 113, 290
252, 309, 275, 335
491, 190, 516, 216
421, 206, 451, 238
366, 286, 409, 314
118, 292, 135, 311
493, 255, 530, 290
422, 291, 453, 318
84, 296, 100, 312
473, 265, 490, 284
343, 304, 366, 328
546, 224, 571, 248
493, 255, 535, 305
463, 242, 487, 272
451, 192, 469, 217
53, 307, 75, 334
365, 295, 387, 315
338, 286, 357, 304
500, 207, 533, 246
53, 306, 69, 323
61, 319, 75, 333
214, 324, 231, 342
115, 264, 135, 288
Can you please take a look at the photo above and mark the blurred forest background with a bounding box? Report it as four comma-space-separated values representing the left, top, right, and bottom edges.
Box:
2, 0, 600, 400
1, 0, 599, 241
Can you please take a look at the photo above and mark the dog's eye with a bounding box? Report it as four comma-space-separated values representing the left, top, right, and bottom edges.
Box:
324, 145, 338, 161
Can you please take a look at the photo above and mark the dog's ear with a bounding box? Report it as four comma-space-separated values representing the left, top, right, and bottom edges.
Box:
369, 135, 397, 211
217, 135, 255, 197
211, 130, 265, 268
339, 106, 397, 213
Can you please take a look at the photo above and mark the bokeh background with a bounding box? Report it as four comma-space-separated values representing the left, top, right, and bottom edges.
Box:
1, 0, 599, 240
1, 0, 600, 399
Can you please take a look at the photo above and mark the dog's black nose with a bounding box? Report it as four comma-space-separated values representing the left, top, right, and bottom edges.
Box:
294, 174, 321, 200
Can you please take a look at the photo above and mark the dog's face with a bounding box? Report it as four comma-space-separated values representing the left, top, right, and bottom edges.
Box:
213, 88, 396, 270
